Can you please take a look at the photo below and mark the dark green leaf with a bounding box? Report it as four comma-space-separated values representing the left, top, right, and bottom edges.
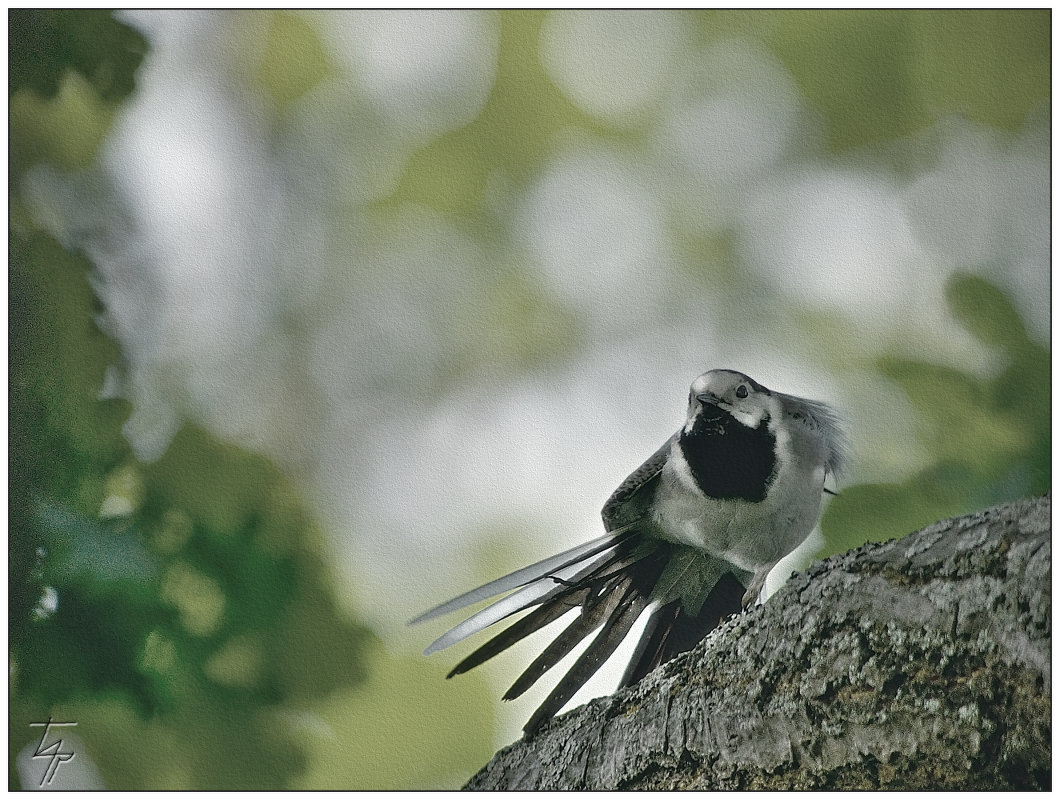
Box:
946, 272, 1027, 351
9, 9, 148, 100
37, 502, 158, 587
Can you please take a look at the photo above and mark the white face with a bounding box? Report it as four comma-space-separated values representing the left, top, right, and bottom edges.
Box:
686, 370, 775, 430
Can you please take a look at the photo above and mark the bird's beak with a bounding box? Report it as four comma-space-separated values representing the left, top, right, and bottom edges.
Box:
695, 392, 720, 406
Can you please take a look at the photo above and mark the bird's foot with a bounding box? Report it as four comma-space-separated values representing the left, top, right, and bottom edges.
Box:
741, 567, 772, 609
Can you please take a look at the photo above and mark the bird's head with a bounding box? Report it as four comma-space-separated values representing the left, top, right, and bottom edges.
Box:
686, 369, 775, 431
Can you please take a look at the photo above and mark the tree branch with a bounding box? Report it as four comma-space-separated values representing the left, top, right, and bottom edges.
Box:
466, 495, 1050, 790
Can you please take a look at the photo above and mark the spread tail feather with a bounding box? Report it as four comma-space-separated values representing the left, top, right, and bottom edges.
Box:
422, 547, 618, 655
445, 545, 636, 678
446, 584, 592, 678
502, 572, 634, 702
417, 532, 743, 737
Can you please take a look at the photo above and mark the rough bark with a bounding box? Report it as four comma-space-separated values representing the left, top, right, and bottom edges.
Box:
465, 495, 1050, 790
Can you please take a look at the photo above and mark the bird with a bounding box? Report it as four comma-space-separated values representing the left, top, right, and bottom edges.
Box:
411, 368, 847, 737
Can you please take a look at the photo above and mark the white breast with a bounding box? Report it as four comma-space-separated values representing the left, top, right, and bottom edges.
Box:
650, 417, 826, 574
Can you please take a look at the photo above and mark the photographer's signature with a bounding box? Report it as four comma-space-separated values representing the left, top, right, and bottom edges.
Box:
29, 717, 78, 786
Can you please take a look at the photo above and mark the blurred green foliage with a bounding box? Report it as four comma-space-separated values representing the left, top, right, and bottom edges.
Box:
9, 229, 381, 788
768, 9, 1049, 148
389, 11, 593, 216
257, 11, 332, 110
819, 272, 1049, 557
9, 9, 147, 173
387, 8, 1050, 215
9, 10, 410, 790
9, 9, 147, 101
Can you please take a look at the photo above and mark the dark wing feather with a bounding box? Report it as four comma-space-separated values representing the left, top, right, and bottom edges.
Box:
601, 436, 673, 531
496, 540, 666, 700
502, 574, 630, 702
446, 535, 657, 678
522, 574, 653, 736
446, 584, 594, 678
619, 571, 745, 687
617, 599, 681, 688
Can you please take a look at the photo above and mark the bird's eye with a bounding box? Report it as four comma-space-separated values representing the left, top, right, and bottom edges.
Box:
735, 385, 748, 399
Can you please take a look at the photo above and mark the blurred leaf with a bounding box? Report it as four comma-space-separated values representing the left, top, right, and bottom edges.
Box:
990, 346, 1050, 498
15, 497, 174, 714
257, 11, 332, 110
11, 132, 374, 793
10, 73, 122, 172
141, 424, 373, 706
387, 11, 595, 215
946, 272, 1027, 352
769, 9, 1048, 149
994, 343, 1049, 418
828, 275, 1049, 559
10, 230, 133, 662
877, 356, 1029, 478
769, 10, 922, 149
9, 10, 146, 175
910, 10, 1049, 132
143, 426, 278, 536
274, 564, 375, 700
9, 9, 148, 100
16, 589, 174, 715
37, 502, 158, 587
10, 233, 131, 495
819, 466, 968, 558
945, 274, 1050, 498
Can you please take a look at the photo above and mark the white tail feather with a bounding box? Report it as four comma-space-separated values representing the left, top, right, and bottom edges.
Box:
410, 527, 632, 625
422, 548, 618, 655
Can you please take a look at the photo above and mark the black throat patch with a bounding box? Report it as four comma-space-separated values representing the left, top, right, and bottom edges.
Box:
679, 404, 777, 502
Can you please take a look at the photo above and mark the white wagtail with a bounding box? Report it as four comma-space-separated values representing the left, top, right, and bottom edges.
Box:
412, 369, 847, 736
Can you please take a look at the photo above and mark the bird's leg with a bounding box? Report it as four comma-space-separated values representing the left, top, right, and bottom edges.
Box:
741, 565, 773, 609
